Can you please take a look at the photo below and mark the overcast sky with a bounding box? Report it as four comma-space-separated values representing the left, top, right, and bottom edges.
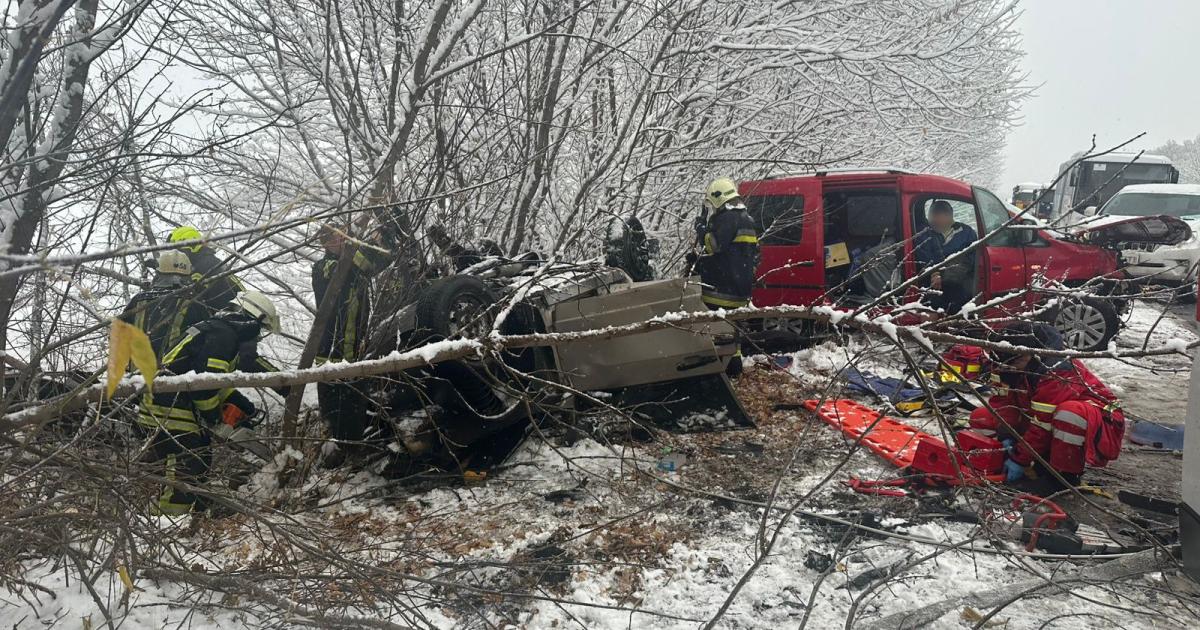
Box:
1001, 0, 1200, 193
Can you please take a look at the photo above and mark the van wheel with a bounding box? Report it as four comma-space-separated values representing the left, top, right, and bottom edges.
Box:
413, 275, 495, 343
1047, 296, 1120, 352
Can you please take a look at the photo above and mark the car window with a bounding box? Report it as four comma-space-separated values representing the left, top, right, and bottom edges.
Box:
744, 195, 804, 245
845, 193, 900, 238
915, 198, 977, 231
974, 187, 1023, 247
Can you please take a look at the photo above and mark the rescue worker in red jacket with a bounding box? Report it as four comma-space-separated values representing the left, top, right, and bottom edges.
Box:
968, 322, 1124, 489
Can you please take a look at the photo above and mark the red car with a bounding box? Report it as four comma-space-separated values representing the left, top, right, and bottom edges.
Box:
739, 169, 1190, 351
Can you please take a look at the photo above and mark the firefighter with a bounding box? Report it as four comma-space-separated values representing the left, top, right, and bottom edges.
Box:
690, 177, 759, 375
168, 225, 245, 313
312, 225, 390, 466
968, 322, 1125, 491
140, 290, 284, 515
121, 250, 208, 358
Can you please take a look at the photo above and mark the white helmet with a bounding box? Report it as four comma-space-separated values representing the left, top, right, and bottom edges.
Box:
233, 290, 280, 336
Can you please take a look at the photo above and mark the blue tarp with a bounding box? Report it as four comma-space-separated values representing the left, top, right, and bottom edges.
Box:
843, 367, 957, 405
1128, 420, 1185, 450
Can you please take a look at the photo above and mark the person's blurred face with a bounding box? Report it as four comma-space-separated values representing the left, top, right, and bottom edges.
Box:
321, 229, 346, 255
1000, 354, 1032, 372
929, 206, 954, 232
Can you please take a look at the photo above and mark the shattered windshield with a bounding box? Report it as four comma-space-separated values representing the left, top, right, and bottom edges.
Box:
1102, 192, 1200, 219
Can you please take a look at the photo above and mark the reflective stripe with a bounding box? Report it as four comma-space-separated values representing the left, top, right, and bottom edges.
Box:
343, 290, 360, 360
965, 364, 981, 373
704, 232, 717, 255
1054, 409, 1089, 430
733, 235, 759, 244
193, 392, 224, 411
352, 250, 376, 272
1053, 429, 1086, 446
166, 305, 190, 352
162, 334, 196, 366
1030, 419, 1052, 431
1030, 401, 1056, 413
702, 294, 749, 308
139, 414, 202, 433
207, 358, 231, 371
141, 394, 198, 421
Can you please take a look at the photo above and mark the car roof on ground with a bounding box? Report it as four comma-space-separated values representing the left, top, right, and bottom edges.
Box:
1117, 183, 1200, 196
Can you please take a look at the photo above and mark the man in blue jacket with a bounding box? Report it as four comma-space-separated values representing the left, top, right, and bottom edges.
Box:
915, 200, 977, 313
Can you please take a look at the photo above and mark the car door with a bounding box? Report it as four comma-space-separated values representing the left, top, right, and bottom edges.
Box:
741, 178, 824, 306
973, 187, 1029, 308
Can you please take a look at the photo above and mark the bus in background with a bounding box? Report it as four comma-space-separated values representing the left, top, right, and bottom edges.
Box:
1011, 182, 1042, 209
1050, 152, 1179, 220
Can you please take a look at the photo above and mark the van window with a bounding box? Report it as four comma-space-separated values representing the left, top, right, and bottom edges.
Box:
744, 195, 805, 245
914, 198, 977, 232
974, 187, 1022, 247
845, 193, 900, 237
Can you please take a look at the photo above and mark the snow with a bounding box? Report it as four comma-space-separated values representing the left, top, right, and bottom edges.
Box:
1083, 152, 1174, 165
3, 301, 1196, 629
1120, 183, 1200, 196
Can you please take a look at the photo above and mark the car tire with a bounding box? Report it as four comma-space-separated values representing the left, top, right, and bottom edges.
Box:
1046, 295, 1120, 352
412, 275, 495, 343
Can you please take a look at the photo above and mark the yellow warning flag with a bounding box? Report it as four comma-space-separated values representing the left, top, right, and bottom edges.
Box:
106, 319, 158, 398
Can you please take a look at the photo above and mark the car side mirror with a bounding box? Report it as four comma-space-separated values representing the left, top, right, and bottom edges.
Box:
1015, 219, 1039, 245
1083, 205, 1099, 217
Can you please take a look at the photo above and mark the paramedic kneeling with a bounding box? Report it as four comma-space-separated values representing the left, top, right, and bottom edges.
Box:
968, 322, 1125, 491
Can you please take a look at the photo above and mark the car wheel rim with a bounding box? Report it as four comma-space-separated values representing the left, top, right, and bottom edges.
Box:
448, 297, 488, 337
765, 318, 805, 336
1054, 302, 1107, 349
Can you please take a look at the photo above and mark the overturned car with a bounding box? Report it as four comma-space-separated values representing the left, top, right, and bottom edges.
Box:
369, 255, 753, 470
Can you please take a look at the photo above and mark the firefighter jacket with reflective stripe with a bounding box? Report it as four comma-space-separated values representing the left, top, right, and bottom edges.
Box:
121, 287, 208, 359
312, 249, 385, 363
981, 358, 1122, 468
140, 315, 280, 432
183, 246, 244, 313
696, 208, 759, 308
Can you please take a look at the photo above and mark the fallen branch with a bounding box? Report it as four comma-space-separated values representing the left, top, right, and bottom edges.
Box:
5, 302, 1196, 429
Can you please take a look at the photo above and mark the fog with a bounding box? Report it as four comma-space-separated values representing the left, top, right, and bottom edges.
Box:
1001, 0, 1200, 194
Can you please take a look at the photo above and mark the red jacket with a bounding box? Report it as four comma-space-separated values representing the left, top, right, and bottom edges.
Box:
986, 358, 1122, 467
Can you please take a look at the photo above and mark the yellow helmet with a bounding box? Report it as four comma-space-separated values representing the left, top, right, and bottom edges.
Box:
704, 177, 744, 211
169, 225, 204, 252
156, 250, 193, 276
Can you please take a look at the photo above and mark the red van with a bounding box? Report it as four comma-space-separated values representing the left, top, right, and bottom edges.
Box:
740, 169, 1190, 351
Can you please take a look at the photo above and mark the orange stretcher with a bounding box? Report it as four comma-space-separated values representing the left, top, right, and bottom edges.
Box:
802, 399, 1005, 485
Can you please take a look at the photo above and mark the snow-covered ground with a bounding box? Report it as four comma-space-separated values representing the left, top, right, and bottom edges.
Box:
3, 300, 1198, 629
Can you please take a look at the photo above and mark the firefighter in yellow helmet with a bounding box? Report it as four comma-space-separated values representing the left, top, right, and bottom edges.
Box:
691, 177, 759, 374
142, 290, 287, 515
120, 250, 208, 358
693, 178, 759, 308
168, 225, 245, 313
